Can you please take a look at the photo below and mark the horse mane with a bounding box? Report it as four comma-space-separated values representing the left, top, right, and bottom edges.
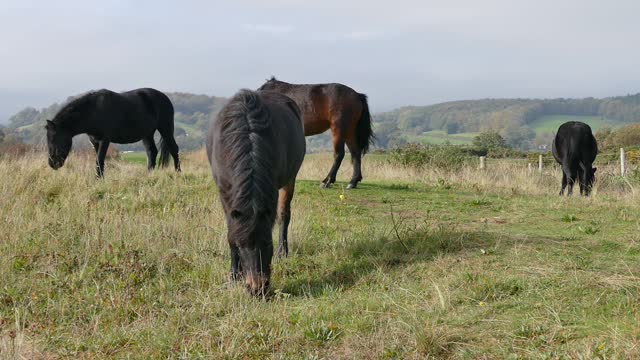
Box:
52, 91, 99, 126
218, 89, 276, 233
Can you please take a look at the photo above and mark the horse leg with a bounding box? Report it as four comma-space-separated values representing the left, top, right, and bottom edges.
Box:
564, 163, 577, 196
346, 140, 363, 189
229, 244, 243, 282
142, 136, 158, 170
167, 136, 181, 172
158, 127, 181, 172
89, 136, 99, 154
321, 137, 345, 188
95, 140, 110, 178
559, 172, 567, 196
277, 181, 296, 258
578, 168, 585, 196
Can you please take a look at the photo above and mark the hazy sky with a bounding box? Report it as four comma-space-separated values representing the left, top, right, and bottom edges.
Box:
1, 0, 640, 122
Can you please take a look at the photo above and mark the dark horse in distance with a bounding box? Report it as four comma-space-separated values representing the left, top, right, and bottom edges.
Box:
258, 77, 374, 189
552, 121, 598, 196
45, 88, 180, 177
207, 89, 305, 296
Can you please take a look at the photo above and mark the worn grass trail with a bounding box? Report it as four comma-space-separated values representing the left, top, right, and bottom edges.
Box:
1, 153, 639, 359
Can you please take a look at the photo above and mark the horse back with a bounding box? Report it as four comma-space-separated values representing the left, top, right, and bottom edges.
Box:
280, 83, 362, 136
553, 121, 597, 165
259, 91, 306, 186
123, 88, 174, 123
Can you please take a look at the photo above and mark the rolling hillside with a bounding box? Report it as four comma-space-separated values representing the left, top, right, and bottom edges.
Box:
374, 95, 640, 149
4, 92, 640, 151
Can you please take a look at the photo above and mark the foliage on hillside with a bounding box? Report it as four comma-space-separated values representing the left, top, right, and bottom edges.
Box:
596, 123, 640, 151
374, 95, 640, 149
4, 92, 640, 151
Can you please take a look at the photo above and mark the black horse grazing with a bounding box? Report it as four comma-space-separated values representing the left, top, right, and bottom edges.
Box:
258, 77, 374, 189
207, 89, 305, 296
552, 121, 598, 196
45, 88, 180, 177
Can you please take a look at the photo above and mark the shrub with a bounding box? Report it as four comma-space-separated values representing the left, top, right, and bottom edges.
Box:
597, 146, 640, 166
485, 147, 528, 159
472, 131, 506, 153
388, 143, 471, 171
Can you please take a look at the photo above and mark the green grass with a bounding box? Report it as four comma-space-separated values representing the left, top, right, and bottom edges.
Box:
1, 154, 639, 358
408, 130, 479, 145
529, 115, 621, 135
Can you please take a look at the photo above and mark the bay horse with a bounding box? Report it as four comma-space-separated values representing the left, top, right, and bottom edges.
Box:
207, 89, 305, 296
45, 88, 180, 177
258, 77, 374, 189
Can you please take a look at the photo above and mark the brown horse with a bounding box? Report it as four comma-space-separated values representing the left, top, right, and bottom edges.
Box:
258, 77, 374, 189
207, 89, 305, 296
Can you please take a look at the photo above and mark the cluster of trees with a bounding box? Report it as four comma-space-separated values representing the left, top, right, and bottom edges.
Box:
595, 124, 640, 151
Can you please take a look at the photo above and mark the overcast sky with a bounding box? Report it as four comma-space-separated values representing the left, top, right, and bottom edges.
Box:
1, 0, 639, 122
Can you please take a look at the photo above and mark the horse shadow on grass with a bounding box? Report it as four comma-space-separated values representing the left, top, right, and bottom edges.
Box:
278, 227, 505, 298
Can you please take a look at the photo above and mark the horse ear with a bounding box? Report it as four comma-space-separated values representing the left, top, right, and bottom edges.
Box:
592, 167, 597, 174
45, 120, 55, 129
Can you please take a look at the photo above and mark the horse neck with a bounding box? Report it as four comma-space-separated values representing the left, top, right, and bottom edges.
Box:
56, 112, 90, 136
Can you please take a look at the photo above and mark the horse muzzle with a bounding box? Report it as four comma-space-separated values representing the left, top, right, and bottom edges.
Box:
48, 159, 63, 170
245, 272, 270, 297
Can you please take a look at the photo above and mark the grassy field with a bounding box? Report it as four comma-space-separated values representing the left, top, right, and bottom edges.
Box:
408, 130, 479, 145
1, 151, 639, 358
529, 115, 621, 135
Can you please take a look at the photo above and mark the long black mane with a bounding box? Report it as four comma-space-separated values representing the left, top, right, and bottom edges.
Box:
217, 90, 276, 232
52, 92, 99, 127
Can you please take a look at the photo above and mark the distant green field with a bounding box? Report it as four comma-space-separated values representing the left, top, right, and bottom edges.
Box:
529, 115, 621, 135
120, 151, 147, 165
176, 121, 203, 137
408, 130, 479, 145
403, 115, 623, 146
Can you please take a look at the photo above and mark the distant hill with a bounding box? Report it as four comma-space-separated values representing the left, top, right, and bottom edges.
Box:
374, 95, 640, 149
4, 92, 640, 151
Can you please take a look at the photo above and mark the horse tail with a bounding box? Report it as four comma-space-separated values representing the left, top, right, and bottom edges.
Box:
156, 91, 175, 168
356, 93, 375, 155
159, 137, 171, 167
220, 90, 276, 228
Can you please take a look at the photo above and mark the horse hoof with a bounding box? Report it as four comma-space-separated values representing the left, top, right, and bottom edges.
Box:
320, 182, 331, 189
346, 183, 357, 189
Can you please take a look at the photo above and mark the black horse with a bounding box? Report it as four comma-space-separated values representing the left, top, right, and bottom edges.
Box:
552, 121, 598, 196
45, 88, 180, 177
207, 89, 305, 296
258, 77, 374, 189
